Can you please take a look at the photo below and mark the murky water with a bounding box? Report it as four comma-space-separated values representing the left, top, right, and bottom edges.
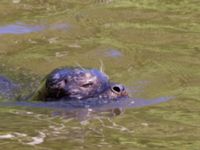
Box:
0, 0, 200, 149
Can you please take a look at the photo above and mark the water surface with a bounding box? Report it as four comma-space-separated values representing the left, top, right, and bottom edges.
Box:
0, 0, 200, 150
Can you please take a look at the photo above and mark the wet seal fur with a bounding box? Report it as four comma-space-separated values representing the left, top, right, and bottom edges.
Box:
30, 67, 128, 101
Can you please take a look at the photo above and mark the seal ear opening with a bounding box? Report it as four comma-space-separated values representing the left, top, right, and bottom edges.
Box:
64, 79, 68, 84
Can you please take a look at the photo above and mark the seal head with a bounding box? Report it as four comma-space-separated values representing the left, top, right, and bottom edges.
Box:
32, 68, 128, 101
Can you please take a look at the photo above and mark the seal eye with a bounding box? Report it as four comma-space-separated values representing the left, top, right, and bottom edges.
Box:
82, 82, 93, 88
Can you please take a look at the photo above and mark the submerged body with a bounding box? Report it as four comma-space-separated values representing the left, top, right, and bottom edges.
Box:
0, 75, 18, 99
31, 67, 128, 101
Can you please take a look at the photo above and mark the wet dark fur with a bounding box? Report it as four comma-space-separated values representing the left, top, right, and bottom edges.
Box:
31, 67, 128, 101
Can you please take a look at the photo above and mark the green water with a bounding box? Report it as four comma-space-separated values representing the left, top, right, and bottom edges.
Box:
0, 0, 200, 149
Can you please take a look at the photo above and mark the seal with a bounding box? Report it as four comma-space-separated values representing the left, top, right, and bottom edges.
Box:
0, 75, 19, 99
30, 67, 128, 101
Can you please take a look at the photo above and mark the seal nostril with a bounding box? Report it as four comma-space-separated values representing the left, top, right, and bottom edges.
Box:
111, 84, 125, 95
112, 86, 121, 93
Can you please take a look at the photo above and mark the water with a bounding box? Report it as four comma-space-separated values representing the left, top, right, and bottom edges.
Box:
0, 0, 200, 149
0, 22, 69, 35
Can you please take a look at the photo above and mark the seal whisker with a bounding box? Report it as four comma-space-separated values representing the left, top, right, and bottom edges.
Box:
99, 59, 109, 79
99, 59, 104, 73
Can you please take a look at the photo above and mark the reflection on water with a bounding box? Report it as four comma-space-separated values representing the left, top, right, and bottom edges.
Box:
0, 22, 69, 35
1, 97, 172, 110
0, 23, 44, 34
0, 131, 45, 146
104, 49, 123, 58
0, 96, 172, 146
